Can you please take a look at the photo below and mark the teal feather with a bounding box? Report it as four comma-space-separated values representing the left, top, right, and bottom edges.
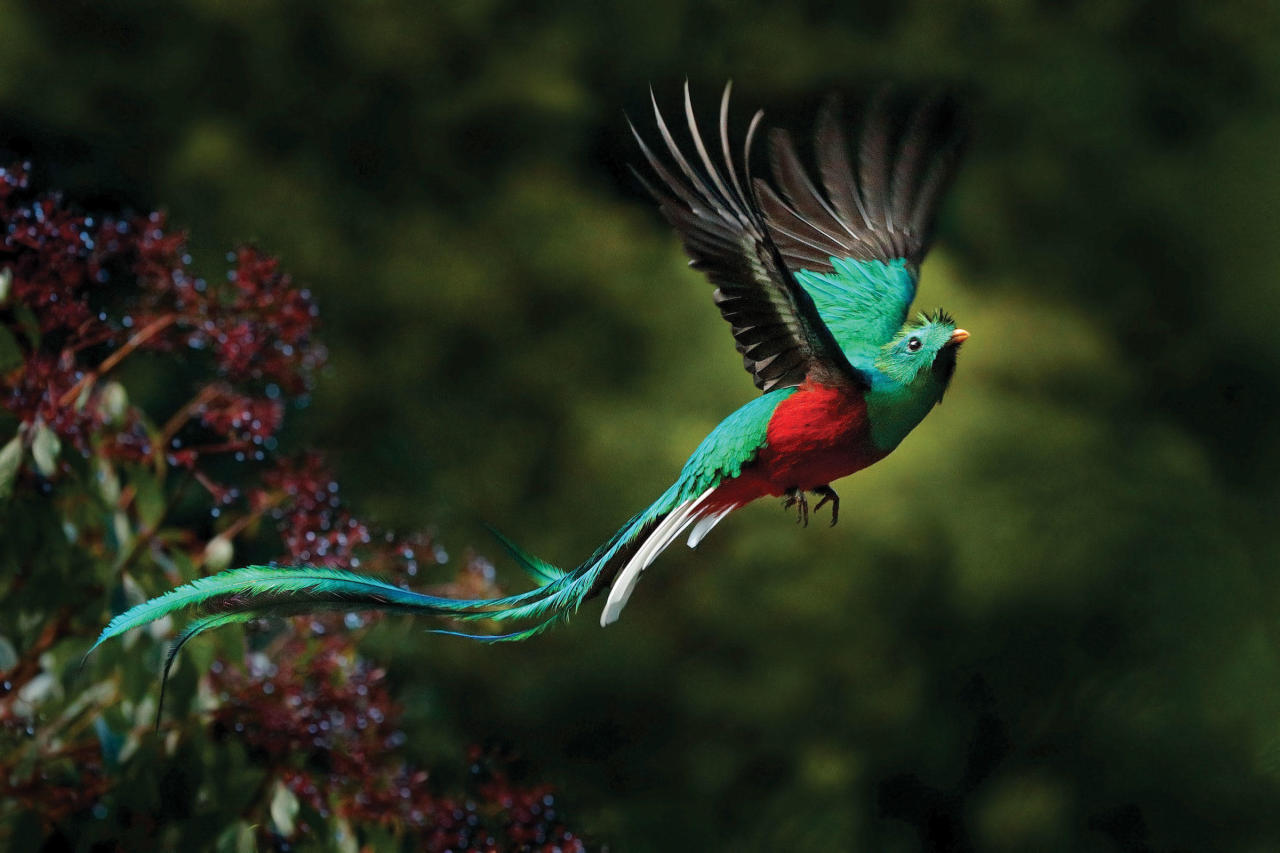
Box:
864, 312, 962, 451
92, 560, 575, 726
672, 388, 794, 497
91, 394, 788, 651
795, 257, 917, 363
429, 614, 564, 643
156, 612, 254, 729
91, 387, 795, 724
484, 524, 567, 585
88, 565, 480, 657
484, 387, 793, 623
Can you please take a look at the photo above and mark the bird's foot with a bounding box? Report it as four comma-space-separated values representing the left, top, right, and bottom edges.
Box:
781, 487, 809, 527
811, 485, 840, 527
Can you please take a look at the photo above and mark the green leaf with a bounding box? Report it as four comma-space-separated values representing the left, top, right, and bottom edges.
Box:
269, 780, 299, 837
131, 468, 165, 528
30, 422, 60, 477
96, 457, 121, 505
110, 509, 133, 556
0, 433, 21, 499
0, 635, 16, 670
0, 326, 21, 373
215, 821, 255, 853
16, 672, 59, 709
97, 380, 129, 425
202, 535, 234, 573
12, 303, 39, 349
169, 548, 197, 581
334, 817, 359, 853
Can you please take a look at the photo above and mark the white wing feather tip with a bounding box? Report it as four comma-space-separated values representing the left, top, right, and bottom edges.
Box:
601, 487, 718, 626
687, 504, 737, 549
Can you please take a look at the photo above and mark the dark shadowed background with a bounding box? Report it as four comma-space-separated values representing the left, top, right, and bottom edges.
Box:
4, 1, 1280, 850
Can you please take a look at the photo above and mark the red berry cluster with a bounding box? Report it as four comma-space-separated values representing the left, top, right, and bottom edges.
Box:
2, 351, 90, 443
0, 160, 323, 465
256, 453, 373, 566
198, 388, 285, 445
0, 732, 111, 825
209, 634, 586, 852
0, 160, 589, 849
0, 162, 107, 334
99, 410, 154, 464
214, 247, 322, 392
249, 452, 504, 604
468, 745, 587, 853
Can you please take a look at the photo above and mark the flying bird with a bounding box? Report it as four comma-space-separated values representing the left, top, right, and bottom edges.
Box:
91, 83, 969, 700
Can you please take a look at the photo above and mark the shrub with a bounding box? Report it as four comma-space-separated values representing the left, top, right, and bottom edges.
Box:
0, 162, 586, 852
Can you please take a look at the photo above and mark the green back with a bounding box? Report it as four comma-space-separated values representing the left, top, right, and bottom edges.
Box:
794, 257, 917, 364
674, 388, 797, 499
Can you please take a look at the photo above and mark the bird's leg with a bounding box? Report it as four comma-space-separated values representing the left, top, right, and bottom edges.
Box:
811, 485, 840, 527
781, 486, 810, 527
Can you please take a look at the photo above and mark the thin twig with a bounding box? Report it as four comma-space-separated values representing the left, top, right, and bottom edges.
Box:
0, 607, 73, 716
216, 493, 285, 544
58, 313, 177, 407
155, 384, 222, 458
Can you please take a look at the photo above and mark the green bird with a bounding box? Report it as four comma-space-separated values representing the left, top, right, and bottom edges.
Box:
91, 83, 969, 701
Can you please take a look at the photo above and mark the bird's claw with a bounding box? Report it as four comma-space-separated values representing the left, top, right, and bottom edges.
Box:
781, 487, 809, 527
811, 485, 839, 527
783, 486, 840, 528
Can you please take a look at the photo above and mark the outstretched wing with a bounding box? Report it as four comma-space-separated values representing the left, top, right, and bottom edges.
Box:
757, 92, 966, 353
633, 83, 866, 394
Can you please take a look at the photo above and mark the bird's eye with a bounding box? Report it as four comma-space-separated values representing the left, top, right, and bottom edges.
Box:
906, 337, 923, 352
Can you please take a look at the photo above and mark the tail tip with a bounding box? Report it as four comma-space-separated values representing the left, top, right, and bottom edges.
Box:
599, 601, 625, 627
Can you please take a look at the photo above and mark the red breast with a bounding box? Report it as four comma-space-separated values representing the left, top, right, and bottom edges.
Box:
713, 382, 887, 505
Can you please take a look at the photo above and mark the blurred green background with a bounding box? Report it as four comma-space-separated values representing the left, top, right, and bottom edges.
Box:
5, 0, 1280, 849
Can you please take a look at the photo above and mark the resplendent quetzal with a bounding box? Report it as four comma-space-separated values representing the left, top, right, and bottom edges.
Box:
91, 83, 969, 693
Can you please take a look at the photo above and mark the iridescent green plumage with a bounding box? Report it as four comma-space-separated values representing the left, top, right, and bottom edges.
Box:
795, 257, 917, 362
89, 385, 794, 720
92, 84, 969, 724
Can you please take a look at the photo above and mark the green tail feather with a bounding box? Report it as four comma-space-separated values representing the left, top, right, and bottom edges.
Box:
88, 522, 604, 662
484, 524, 568, 586
90, 551, 580, 727
90, 492, 688, 725
87, 565, 486, 657
156, 612, 254, 730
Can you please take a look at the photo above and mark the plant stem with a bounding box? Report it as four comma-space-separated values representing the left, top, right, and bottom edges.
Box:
58, 313, 177, 407
0, 607, 73, 716
155, 384, 222, 457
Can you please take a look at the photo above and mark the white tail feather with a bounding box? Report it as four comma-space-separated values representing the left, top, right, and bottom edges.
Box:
600, 487, 717, 626
687, 504, 737, 549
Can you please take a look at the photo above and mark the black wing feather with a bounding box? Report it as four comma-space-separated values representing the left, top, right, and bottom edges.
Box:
634, 82, 864, 393
761, 90, 966, 274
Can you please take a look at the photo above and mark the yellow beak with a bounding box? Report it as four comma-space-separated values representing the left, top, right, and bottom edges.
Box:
949, 329, 970, 346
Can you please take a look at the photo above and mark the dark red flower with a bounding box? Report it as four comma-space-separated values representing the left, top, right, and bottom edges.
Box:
198, 387, 285, 445
211, 247, 323, 392
2, 352, 97, 454
210, 634, 586, 851
261, 454, 372, 565
0, 160, 325, 470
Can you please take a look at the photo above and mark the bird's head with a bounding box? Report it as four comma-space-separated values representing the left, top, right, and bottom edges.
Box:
875, 309, 969, 390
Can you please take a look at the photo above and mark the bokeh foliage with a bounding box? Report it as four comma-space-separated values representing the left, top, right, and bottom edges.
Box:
0, 163, 588, 850
2, 0, 1280, 849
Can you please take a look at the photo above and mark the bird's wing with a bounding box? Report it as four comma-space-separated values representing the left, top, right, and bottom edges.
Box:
757, 92, 966, 352
633, 83, 867, 394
